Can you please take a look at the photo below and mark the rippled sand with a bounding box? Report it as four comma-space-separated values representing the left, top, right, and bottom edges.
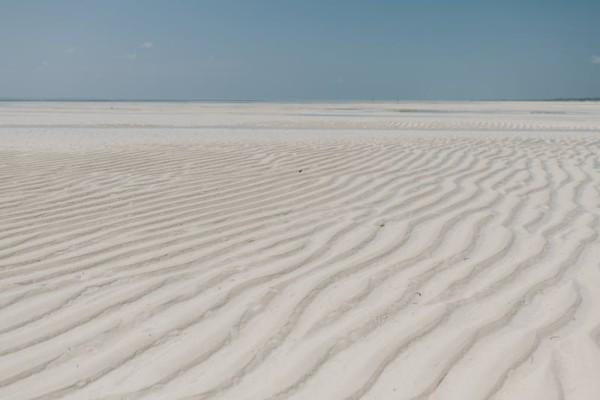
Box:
1, 101, 600, 399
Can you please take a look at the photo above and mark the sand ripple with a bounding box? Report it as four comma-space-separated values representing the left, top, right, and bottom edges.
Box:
1, 102, 600, 399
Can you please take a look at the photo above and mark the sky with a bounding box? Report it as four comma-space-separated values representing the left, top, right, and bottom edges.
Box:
1, 0, 599, 101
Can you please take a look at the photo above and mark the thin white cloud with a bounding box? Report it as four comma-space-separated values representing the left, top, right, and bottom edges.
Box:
65, 47, 76, 54
35, 60, 49, 71
592, 55, 600, 64
126, 42, 152, 61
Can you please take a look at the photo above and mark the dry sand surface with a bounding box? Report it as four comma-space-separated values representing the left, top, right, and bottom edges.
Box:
1, 101, 600, 400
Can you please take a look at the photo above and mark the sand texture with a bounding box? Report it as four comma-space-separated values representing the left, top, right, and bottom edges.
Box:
1, 102, 600, 399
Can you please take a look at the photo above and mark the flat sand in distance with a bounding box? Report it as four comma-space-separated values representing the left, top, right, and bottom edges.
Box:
1, 101, 600, 399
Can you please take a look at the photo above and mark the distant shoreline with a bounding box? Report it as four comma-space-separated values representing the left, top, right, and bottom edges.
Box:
1, 98, 599, 103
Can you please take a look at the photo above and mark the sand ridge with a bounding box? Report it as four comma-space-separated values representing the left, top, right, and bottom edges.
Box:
1, 102, 600, 399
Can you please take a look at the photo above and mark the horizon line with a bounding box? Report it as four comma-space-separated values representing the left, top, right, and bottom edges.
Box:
1, 97, 599, 103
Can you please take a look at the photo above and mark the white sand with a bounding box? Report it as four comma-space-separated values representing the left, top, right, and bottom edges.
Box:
1, 101, 599, 399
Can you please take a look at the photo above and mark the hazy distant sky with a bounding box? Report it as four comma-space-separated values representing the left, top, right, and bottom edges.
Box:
1, 0, 599, 100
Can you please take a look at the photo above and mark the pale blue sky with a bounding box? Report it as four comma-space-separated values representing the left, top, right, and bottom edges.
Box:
1, 0, 599, 100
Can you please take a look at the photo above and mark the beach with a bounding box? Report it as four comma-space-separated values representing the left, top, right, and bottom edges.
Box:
1, 101, 600, 399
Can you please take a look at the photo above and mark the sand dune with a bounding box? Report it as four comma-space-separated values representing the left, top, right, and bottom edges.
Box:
1, 102, 600, 399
